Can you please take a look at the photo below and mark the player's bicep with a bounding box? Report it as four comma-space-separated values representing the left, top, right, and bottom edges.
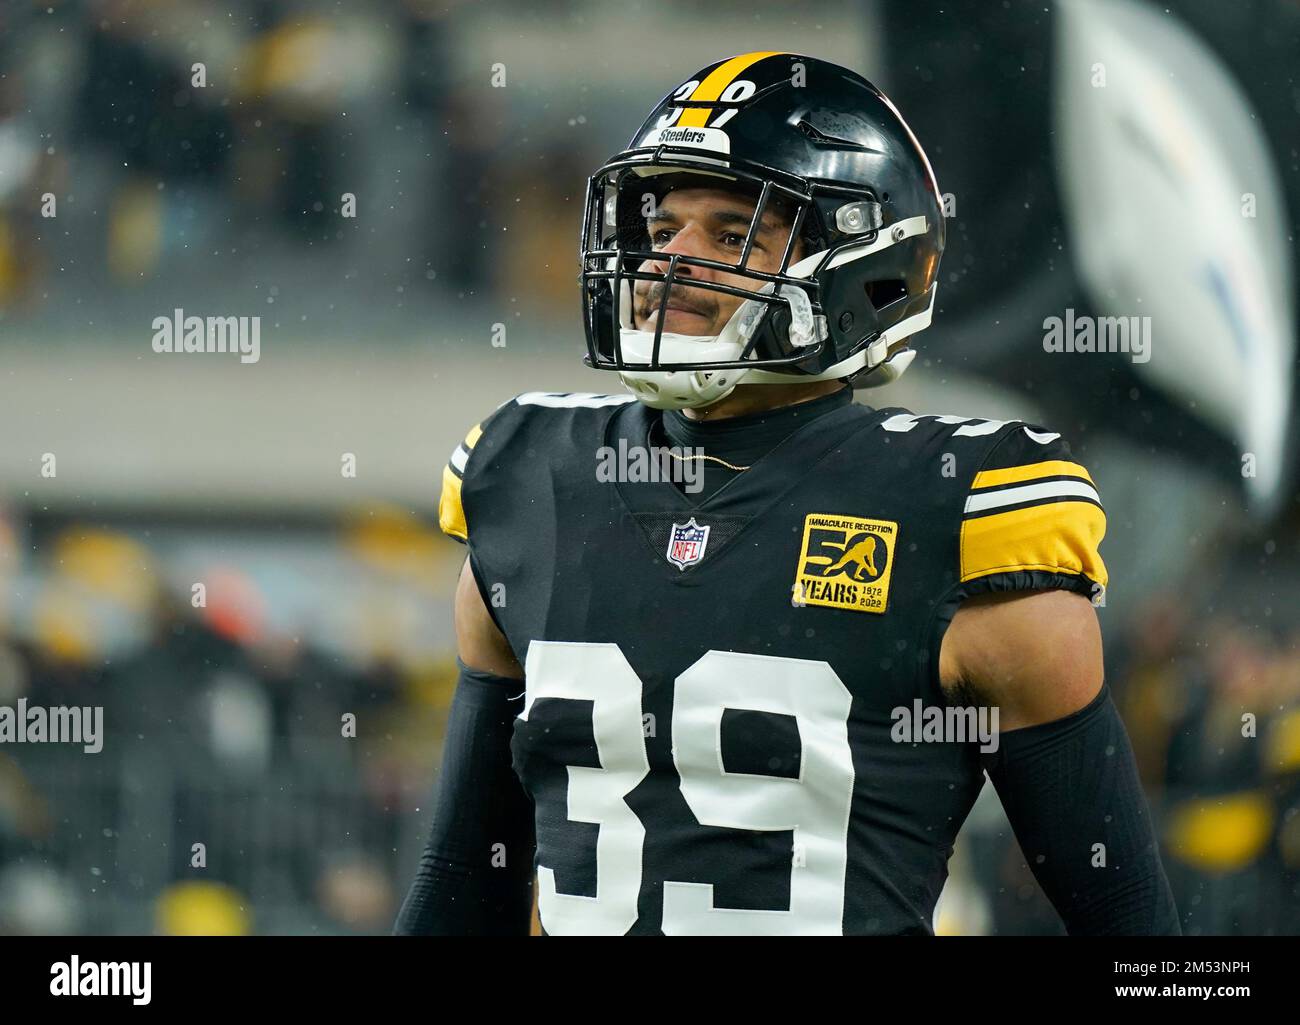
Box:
941, 588, 1102, 730
438, 406, 523, 677
939, 423, 1107, 721
454, 556, 523, 679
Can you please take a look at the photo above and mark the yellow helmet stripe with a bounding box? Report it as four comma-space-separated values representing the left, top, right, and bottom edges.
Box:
678, 51, 787, 128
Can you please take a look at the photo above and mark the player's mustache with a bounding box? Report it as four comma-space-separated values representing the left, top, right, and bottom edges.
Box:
636, 283, 716, 320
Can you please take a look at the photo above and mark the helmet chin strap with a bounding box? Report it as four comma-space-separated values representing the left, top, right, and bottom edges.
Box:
614, 248, 825, 410
613, 215, 931, 410
615, 296, 759, 410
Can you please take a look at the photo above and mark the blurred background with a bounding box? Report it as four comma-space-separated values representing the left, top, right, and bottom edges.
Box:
0, 0, 1296, 935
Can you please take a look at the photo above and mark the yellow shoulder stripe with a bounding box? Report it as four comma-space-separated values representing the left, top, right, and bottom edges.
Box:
971, 459, 1093, 491
678, 51, 788, 128
961, 500, 1107, 587
439, 465, 467, 541
439, 421, 481, 541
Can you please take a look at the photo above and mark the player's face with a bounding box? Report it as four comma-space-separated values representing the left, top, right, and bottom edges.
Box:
633, 187, 804, 337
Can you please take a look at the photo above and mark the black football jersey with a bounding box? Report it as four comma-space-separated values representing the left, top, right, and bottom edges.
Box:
438, 390, 1107, 935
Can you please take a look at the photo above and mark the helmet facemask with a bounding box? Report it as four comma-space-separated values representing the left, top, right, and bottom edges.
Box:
580, 153, 840, 409
580, 147, 931, 409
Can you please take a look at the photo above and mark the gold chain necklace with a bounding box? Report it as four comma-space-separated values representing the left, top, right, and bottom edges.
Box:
661, 449, 751, 472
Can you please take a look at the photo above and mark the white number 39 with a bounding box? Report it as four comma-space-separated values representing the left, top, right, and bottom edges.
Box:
520, 641, 856, 935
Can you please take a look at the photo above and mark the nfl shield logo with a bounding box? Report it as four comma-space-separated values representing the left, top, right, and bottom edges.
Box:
666, 517, 710, 571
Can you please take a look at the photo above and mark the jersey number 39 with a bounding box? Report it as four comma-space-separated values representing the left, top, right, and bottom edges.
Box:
520, 641, 856, 935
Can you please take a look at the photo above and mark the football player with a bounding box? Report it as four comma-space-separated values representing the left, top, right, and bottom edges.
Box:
395, 52, 1180, 935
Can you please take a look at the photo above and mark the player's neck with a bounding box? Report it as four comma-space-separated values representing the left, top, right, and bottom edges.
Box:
681, 379, 849, 422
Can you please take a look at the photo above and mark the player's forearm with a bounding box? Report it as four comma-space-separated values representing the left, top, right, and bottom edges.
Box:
393, 660, 535, 936
983, 685, 1181, 936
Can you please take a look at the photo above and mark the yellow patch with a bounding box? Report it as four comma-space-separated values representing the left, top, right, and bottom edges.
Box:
793, 513, 898, 614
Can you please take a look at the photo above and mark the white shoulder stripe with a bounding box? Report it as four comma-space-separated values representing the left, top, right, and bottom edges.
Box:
450, 443, 469, 472
964, 479, 1101, 515
516, 392, 635, 408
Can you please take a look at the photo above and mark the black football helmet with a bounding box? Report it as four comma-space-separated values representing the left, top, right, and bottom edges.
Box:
579, 51, 945, 409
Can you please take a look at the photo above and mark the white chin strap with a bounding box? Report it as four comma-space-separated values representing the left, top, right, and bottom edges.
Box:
614, 215, 933, 410
617, 333, 750, 410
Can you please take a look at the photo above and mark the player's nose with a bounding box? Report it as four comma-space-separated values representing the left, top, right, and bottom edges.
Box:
644, 225, 708, 277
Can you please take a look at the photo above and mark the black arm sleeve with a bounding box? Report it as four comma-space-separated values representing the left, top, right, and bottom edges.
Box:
981, 685, 1181, 936
393, 660, 535, 935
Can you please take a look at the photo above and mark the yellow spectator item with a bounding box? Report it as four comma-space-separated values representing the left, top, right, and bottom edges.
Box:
0, 215, 18, 303
345, 503, 444, 580
1165, 792, 1273, 872
155, 881, 252, 936
53, 529, 157, 607
1266, 708, 1300, 774
108, 181, 163, 282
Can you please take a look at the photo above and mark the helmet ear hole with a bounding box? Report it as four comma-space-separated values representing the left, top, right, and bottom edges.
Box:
864, 279, 908, 311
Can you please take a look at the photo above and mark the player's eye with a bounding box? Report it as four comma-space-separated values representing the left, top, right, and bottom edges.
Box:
721, 231, 760, 250
650, 228, 675, 247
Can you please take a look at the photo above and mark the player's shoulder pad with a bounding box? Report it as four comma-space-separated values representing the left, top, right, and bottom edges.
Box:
957, 419, 1107, 600
437, 391, 634, 543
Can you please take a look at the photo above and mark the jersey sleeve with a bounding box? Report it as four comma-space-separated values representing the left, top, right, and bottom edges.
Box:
957, 423, 1107, 602
437, 391, 634, 545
